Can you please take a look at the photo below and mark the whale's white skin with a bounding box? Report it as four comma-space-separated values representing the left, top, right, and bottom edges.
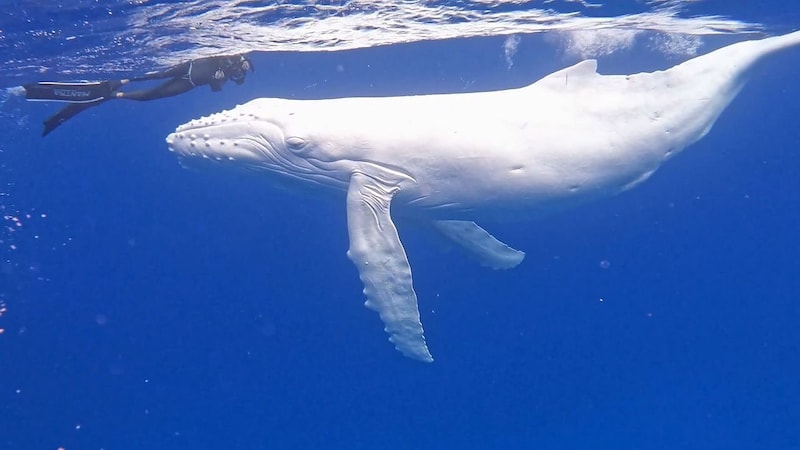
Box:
167, 31, 800, 362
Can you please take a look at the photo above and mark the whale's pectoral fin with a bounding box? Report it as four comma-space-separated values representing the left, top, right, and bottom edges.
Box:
433, 220, 525, 270
346, 168, 433, 362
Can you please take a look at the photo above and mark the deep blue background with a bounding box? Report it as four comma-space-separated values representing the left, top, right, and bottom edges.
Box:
2, 12, 800, 450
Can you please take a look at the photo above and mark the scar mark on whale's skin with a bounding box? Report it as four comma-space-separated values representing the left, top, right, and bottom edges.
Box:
166, 31, 800, 361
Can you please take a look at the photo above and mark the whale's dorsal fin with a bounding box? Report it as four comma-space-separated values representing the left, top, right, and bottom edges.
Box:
528, 59, 599, 90
558, 59, 598, 77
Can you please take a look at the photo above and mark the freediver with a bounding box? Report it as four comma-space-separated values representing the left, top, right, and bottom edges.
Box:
21, 54, 253, 136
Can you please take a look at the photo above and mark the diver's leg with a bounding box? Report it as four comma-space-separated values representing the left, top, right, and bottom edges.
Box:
115, 78, 194, 101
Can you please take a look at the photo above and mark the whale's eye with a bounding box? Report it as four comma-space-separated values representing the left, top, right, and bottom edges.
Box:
286, 136, 306, 151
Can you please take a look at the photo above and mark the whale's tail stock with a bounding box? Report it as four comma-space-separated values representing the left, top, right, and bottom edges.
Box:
755, 30, 800, 57
677, 30, 800, 81
658, 30, 800, 147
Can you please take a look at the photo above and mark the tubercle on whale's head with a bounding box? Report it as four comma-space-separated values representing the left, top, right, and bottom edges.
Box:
166, 103, 281, 164
165, 100, 334, 187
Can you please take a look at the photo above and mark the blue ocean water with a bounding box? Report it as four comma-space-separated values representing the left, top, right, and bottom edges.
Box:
2, 1, 800, 449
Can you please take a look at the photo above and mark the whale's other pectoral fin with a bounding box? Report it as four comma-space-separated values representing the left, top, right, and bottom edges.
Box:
346, 169, 433, 362
433, 220, 525, 270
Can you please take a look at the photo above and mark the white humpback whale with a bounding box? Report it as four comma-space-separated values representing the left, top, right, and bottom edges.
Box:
166, 31, 800, 362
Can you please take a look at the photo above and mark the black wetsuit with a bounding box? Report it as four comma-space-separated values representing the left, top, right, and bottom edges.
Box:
25, 55, 251, 136
121, 55, 238, 100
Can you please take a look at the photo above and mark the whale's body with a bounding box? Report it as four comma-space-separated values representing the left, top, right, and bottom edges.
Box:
167, 31, 800, 362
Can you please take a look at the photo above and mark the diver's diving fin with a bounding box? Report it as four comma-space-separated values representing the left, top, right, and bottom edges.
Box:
26, 80, 124, 136
24, 80, 121, 104
42, 102, 104, 136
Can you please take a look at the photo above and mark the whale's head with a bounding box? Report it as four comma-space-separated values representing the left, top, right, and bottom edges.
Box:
166, 98, 352, 190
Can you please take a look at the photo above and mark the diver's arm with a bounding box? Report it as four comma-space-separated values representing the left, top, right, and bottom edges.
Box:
209, 79, 225, 92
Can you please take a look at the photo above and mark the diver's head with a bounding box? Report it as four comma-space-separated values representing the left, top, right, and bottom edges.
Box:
223, 54, 254, 85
